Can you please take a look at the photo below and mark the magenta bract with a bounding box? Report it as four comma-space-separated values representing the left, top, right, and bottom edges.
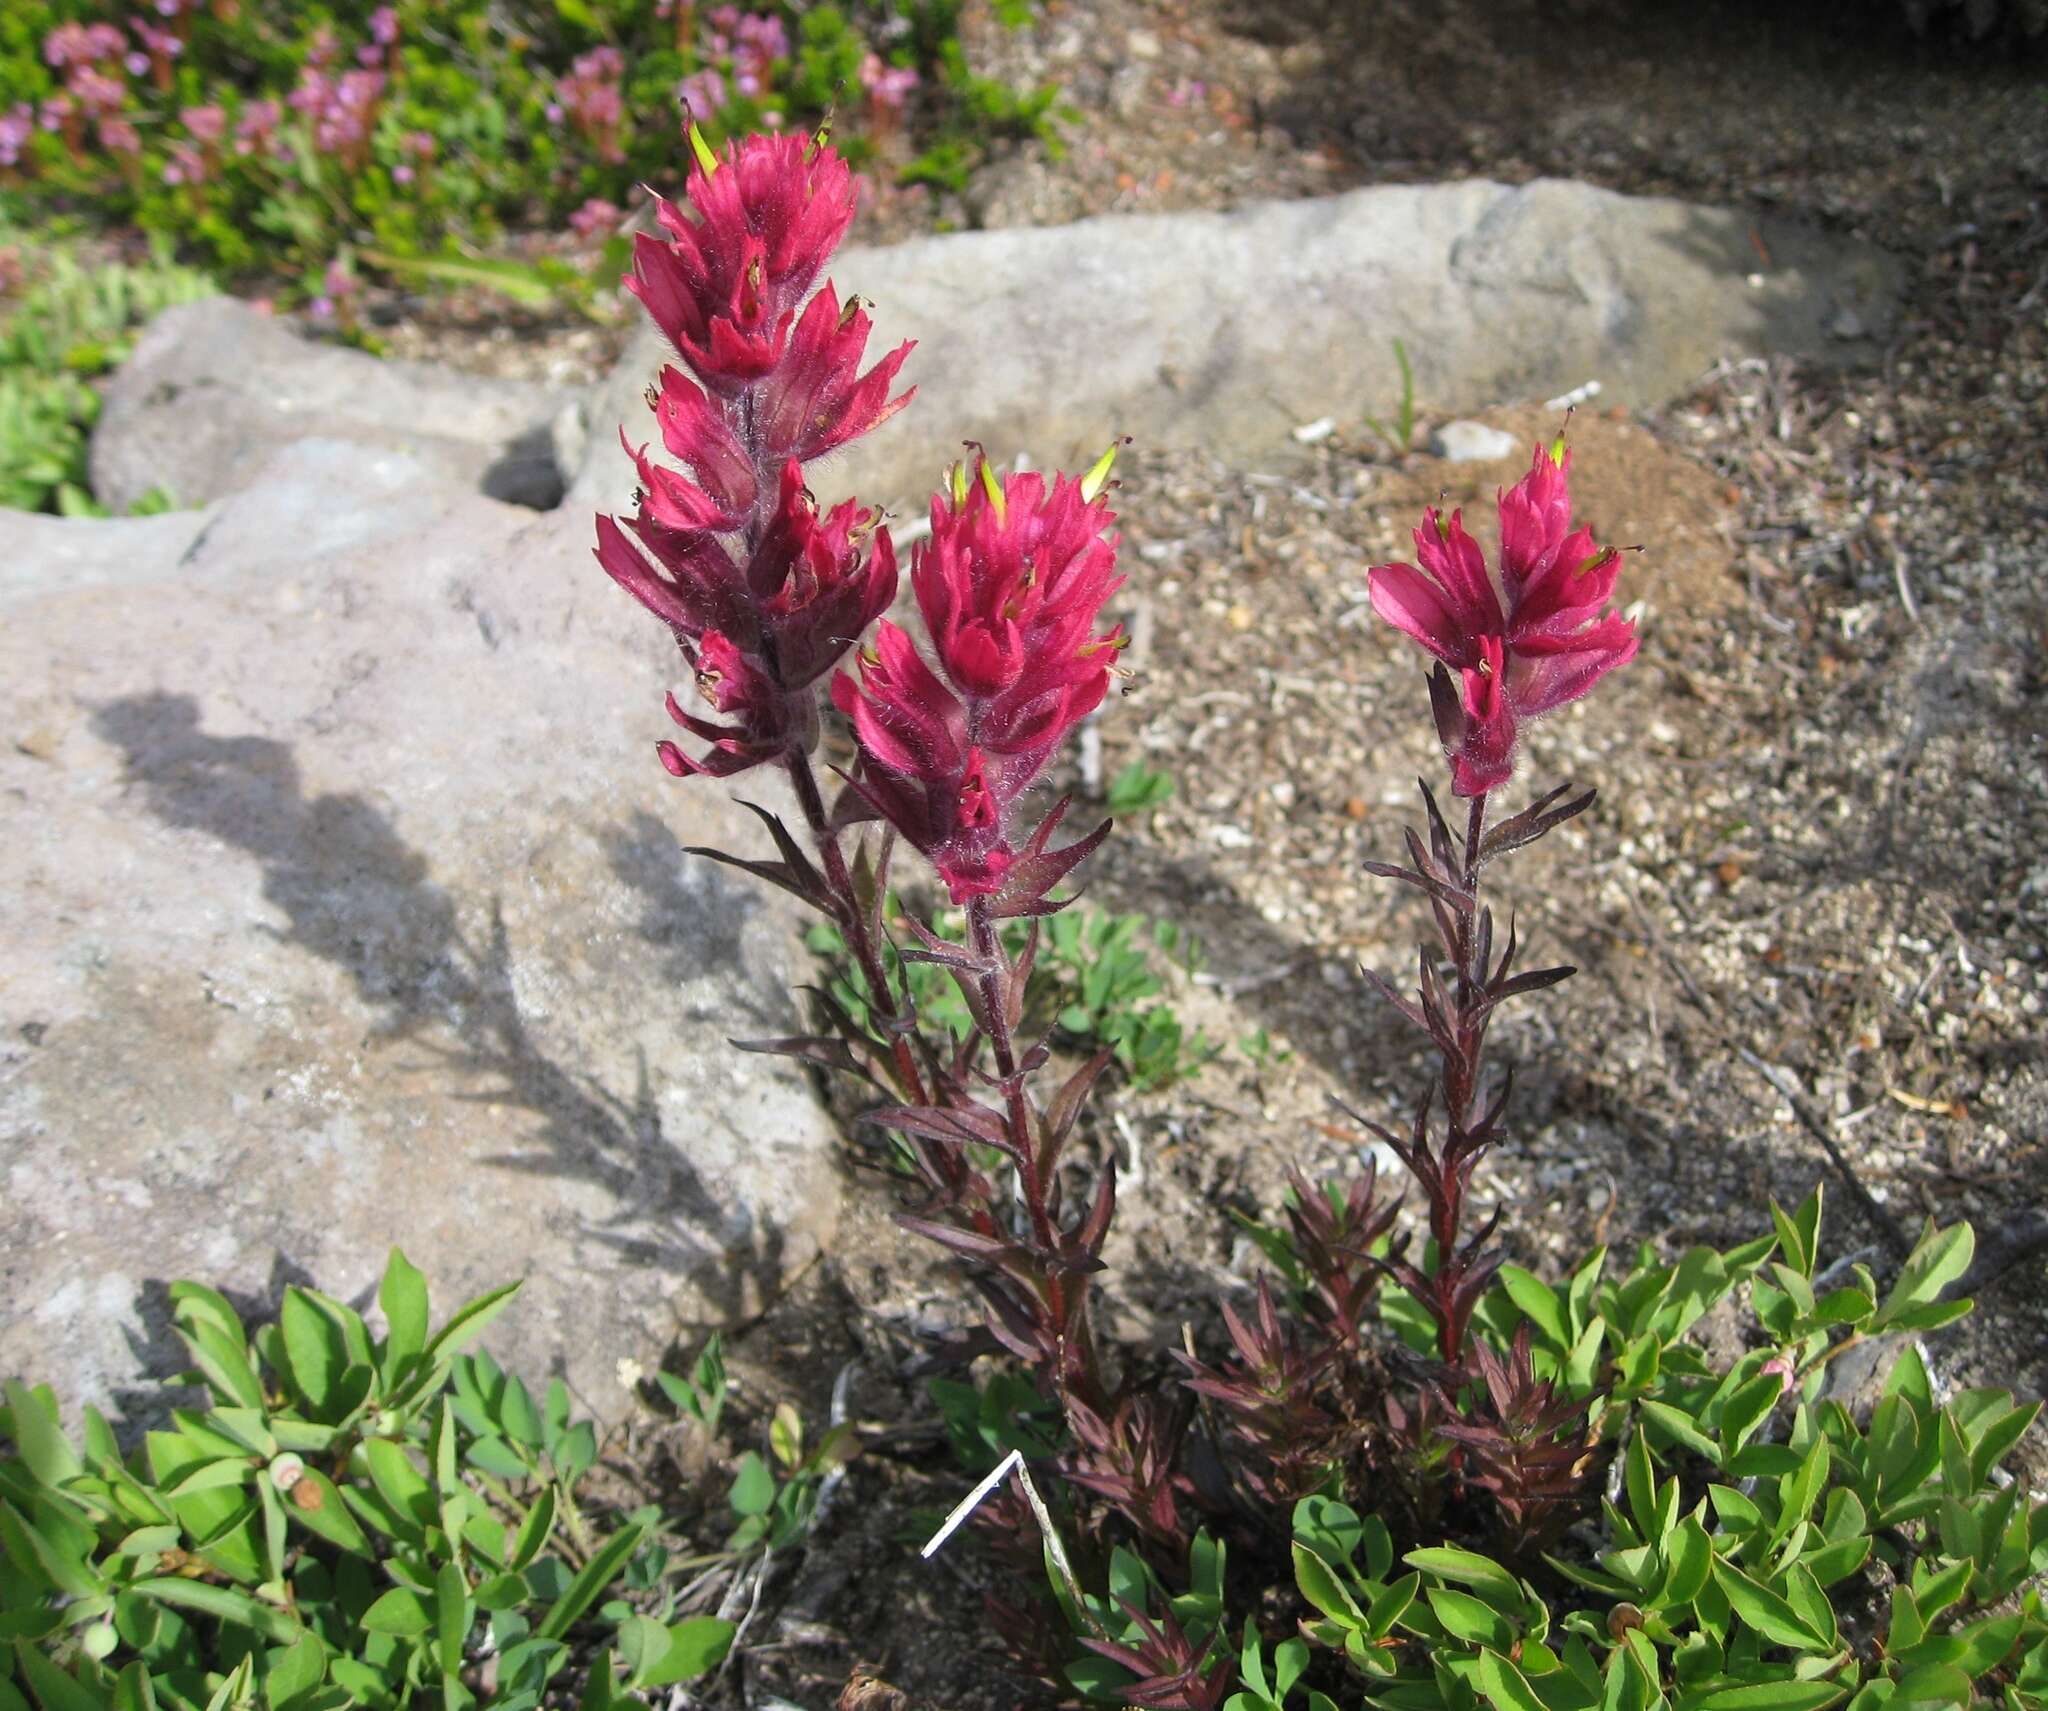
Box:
832, 457, 1124, 904
1368, 440, 1638, 796
595, 130, 904, 781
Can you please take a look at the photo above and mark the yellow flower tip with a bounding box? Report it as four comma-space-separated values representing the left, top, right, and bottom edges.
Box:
947, 458, 970, 509
1432, 510, 1452, 543
1079, 439, 1122, 504
977, 452, 1007, 524
1548, 430, 1569, 468
687, 122, 719, 177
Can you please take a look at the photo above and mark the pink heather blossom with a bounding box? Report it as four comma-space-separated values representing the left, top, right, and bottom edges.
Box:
45, 22, 122, 68
832, 456, 1126, 902
860, 53, 918, 112
558, 47, 625, 161
68, 67, 128, 116
235, 98, 280, 153
323, 259, 357, 300
369, 6, 399, 45
181, 103, 226, 143
1368, 438, 1638, 797
131, 21, 182, 60
40, 95, 75, 133
570, 196, 621, 240
308, 296, 335, 320
393, 163, 414, 182
125, 51, 150, 76
0, 105, 32, 166
161, 142, 207, 184
99, 116, 142, 154
679, 69, 726, 119
45, 23, 96, 67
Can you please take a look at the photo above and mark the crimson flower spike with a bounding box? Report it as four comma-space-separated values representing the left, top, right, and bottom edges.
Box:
594, 124, 913, 782
831, 445, 1127, 907
1367, 434, 1638, 796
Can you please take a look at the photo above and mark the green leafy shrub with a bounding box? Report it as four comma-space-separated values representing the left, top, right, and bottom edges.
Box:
0, 0, 1060, 300
945, 1193, 2046, 1710
806, 898, 1213, 1091
0, 233, 213, 513
0, 1253, 749, 1711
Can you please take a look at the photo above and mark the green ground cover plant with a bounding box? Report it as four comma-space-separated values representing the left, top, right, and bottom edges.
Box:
0, 232, 212, 512
0, 1258, 844, 1711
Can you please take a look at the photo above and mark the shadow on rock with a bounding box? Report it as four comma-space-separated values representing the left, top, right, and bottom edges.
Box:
90, 690, 787, 1327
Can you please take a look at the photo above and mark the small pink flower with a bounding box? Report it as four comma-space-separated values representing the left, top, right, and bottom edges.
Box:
131, 21, 182, 59
323, 258, 357, 299
0, 104, 32, 166
369, 6, 399, 45
39, 94, 75, 133
392, 163, 413, 183
1368, 438, 1637, 797
235, 98, 280, 153
181, 103, 226, 143
570, 196, 621, 240
44, 23, 95, 67
125, 50, 150, 77
679, 69, 726, 118
860, 53, 918, 112
308, 295, 335, 320
68, 68, 128, 116
99, 116, 142, 154
162, 143, 208, 184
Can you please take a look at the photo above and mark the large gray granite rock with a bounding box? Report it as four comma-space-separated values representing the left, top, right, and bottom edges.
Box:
0, 441, 841, 1426
573, 176, 1901, 514
90, 299, 574, 514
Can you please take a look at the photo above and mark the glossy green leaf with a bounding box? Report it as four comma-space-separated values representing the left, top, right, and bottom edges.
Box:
1711, 1561, 1825, 1650
360, 1587, 433, 1638
1293, 1543, 1365, 1628
377, 1250, 430, 1383
1407, 1546, 1522, 1610
1472, 1647, 1546, 1711
535, 1520, 646, 1641
132, 1577, 300, 1644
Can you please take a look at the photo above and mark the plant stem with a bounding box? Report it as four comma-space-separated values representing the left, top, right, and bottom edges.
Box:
783, 747, 929, 1106
967, 897, 1054, 1254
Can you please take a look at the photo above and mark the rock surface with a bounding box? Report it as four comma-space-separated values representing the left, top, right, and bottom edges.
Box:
574, 176, 1901, 514
1, 441, 841, 1425
1429, 419, 1519, 464
91, 299, 574, 515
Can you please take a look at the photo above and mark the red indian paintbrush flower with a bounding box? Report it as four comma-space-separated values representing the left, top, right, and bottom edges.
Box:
1368, 437, 1638, 796
596, 127, 906, 781
832, 449, 1126, 905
